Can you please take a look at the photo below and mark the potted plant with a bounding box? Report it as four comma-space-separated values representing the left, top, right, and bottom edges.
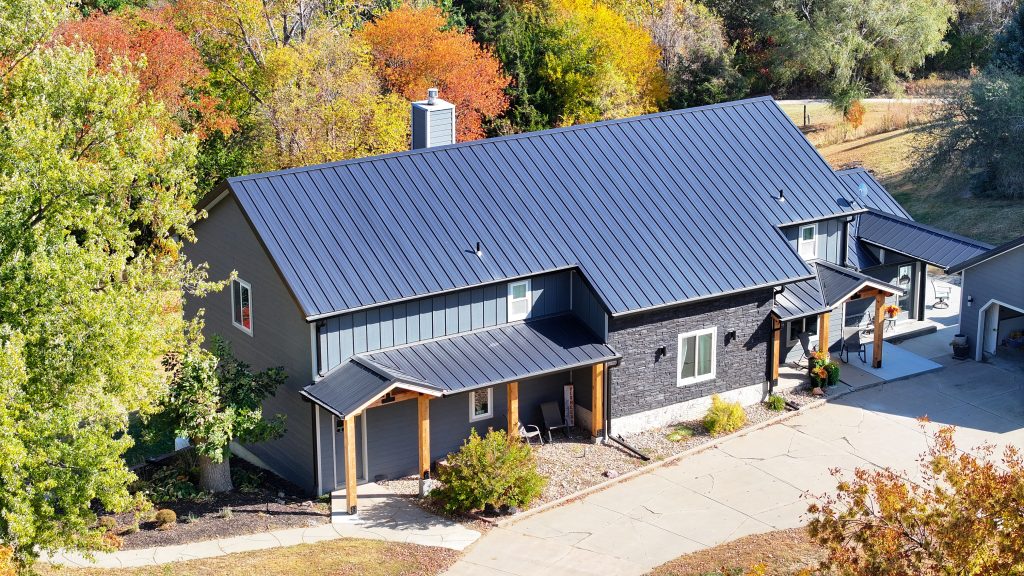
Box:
883, 304, 901, 319
809, 350, 840, 388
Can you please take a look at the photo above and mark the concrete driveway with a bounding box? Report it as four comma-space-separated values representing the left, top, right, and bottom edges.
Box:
444, 357, 1024, 576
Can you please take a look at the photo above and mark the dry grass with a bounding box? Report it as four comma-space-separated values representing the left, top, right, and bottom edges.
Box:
35, 539, 457, 576
818, 128, 1024, 245
647, 527, 825, 576
777, 100, 935, 148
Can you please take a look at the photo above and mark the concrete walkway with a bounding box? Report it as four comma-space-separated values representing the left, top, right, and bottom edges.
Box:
445, 356, 1024, 576
50, 483, 479, 569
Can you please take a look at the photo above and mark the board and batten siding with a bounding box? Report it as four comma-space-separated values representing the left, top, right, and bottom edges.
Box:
571, 270, 607, 338
784, 217, 846, 265
316, 270, 581, 374
960, 245, 1024, 358
184, 196, 317, 493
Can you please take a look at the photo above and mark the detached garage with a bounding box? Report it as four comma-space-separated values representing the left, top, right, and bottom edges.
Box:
948, 235, 1024, 361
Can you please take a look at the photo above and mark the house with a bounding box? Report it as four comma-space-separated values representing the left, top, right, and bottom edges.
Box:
947, 234, 1024, 360
185, 94, 991, 515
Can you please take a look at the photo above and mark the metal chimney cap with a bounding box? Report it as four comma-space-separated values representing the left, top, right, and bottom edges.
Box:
427, 88, 439, 105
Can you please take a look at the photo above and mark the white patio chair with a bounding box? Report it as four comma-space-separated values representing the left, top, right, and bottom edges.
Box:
518, 422, 543, 446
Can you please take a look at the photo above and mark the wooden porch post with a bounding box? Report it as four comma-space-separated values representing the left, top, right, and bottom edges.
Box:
873, 293, 885, 368
771, 316, 781, 383
591, 363, 605, 437
418, 395, 430, 479
344, 414, 357, 515
506, 381, 519, 438
818, 311, 830, 355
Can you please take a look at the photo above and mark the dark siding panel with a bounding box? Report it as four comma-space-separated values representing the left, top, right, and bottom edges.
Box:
571, 271, 607, 338
365, 400, 419, 481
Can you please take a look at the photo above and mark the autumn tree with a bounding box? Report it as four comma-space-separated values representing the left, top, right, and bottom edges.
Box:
57, 8, 235, 138
161, 337, 286, 492
360, 4, 510, 141
174, 0, 407, 169
808, 425, 1024, 574
0, 0, 208, 567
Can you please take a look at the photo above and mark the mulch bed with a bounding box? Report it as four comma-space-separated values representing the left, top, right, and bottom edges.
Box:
106, 457, 329, 550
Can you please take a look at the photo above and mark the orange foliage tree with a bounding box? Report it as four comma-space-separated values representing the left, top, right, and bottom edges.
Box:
57, 9, 234, 137
808, 425, 1024, 575
360, 5, 510, 141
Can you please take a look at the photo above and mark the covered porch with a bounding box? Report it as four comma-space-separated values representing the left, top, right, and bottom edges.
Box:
302, 315, 619, 516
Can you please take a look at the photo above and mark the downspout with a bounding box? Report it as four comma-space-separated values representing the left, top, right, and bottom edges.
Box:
603, 358, 650, 461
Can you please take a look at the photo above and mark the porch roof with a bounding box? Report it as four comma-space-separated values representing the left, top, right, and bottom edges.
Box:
773, 261, 904, 321
856, 210, 992, 270
303, 314, 618, 417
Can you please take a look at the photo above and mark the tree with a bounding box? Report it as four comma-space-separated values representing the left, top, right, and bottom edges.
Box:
174, 0, 408, 169
990, 1, 1024, 74
57, 8, 236, 138
360, 4, 511, 141
808, 425, 1024, 574
162, 337, 286, 492
929, 0, 1019, 71
0, 0, 206, 567
765, 0, 956, 112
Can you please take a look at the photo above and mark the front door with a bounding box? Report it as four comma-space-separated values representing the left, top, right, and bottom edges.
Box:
984, 304, 1000, 356
889, 264, 914, 321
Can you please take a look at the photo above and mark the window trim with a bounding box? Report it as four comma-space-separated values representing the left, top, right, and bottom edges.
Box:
507, 279, 532, 322
677, 327, 717, 387
798, 223, 817, 259
468, 387, 494, 422
785, 316, 819, 348
232, 278, 253, 336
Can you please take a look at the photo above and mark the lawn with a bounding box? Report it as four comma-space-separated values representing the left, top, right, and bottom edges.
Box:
36, 538, 457, 576
647, 527, 824, 576
776, 99, 935, 148
818, 128, 1024, 245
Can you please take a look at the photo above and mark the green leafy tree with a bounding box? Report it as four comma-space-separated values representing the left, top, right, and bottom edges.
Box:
991, 1, 1024, 74
929, 0, 1018, 71
0, 0, 206, 567
766, 0, 956, 112
809, 425, 1024, 574
162, 337, 286, 492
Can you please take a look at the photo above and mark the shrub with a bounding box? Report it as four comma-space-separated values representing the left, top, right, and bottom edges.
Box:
666, 425, 695, 442
432, 428, 547, 514
825, 361, 840, 386
766, 394, 786, 412
232, 467, 263, 494
0, 546, 16, 576
122, 520, 139, 534
135, 462, 203, 503
184, 512, 198, 524
97, 515, 118, 533
101, 531, 123, 550
154, 509, 177, 527
218, 506, 233, 519
703, 395, 747, 436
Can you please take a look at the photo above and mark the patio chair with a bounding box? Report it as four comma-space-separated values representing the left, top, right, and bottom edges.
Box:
932, 280, 951, 309
796, 331, 817, 368
540, 401, 568, 443
517, 422, 543, 446
839, 327, 866, 364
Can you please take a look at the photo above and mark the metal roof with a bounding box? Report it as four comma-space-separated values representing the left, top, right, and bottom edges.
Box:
226, 97, 868, 318
946, 234, 1024, 273
362, 315, 617, 393
814, 260, 904, 306
300, 361, 443, 419
857, 210, 993, 270
773, 278, 828, 321
836, 168, 911, 219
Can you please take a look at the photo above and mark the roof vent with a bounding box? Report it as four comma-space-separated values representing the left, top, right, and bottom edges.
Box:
411, 88, 455, 150
475, 241, 483, 258
858, 182, 870, 198
777, 189, 785, 202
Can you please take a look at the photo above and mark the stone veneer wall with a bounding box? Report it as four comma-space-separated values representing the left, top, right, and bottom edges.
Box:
606, 289, 774, 435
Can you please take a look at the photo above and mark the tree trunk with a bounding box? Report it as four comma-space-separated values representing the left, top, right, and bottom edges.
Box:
198, 454, 233, 493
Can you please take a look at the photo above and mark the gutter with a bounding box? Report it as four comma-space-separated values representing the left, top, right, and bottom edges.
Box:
601, 358, 650, 461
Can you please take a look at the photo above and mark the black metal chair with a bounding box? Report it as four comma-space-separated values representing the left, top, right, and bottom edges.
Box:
839, 327, 866, 364
540, 401, 568, 443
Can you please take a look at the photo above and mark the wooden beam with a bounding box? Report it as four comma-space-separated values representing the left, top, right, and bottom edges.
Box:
365, 389, 419, 410
344, 415, 357, 515
873, 293, 885, 369
591, 363, 605, 437
818, 311, 830, 355
506, 381, 519, 438
417, 395, 430, 479
771, 316, 781, 382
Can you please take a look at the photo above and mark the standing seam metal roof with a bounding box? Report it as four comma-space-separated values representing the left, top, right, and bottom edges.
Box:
227, 97, 868, 318
856, 210, 993, 270
946, 234, 1024, 273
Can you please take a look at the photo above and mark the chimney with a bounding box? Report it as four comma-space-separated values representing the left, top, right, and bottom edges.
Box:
411, 87, 455, 150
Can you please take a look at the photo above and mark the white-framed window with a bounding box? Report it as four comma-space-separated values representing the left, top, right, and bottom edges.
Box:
786, 316, 818, 347
469, 388, 493, 422
798, 224, 817, 259
231, 278, 253, 335
677, 327, 716, 386
507, 279, 532, 321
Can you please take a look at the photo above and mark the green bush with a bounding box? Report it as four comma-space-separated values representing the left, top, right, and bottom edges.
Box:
154, 509, 176, 527
766, 394, 786, 412
666, 425, 695, 442
825, 361, 841, 386
432, 428, 547, 514
703, 395, 747, 436
134, 460, 204, 503
97, 516, 118, 533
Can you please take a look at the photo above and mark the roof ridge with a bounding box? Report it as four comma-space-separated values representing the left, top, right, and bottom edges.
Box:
227, 96, 779, 185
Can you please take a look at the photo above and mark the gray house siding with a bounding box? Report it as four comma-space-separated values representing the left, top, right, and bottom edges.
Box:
960, 245, 1024, 358
571, 270, 608, 338
784, 218, 846, 264
316, 270, 585, 374
185, 196, 316, 493
607, 289, 772, 419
